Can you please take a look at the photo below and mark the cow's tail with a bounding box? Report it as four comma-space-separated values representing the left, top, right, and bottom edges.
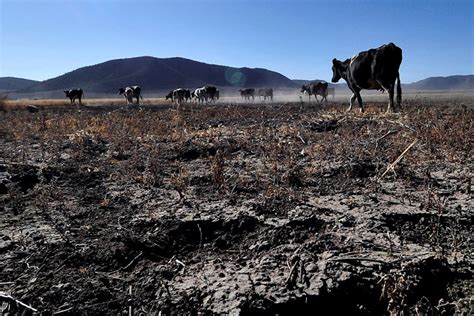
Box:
396, 72, 402, 108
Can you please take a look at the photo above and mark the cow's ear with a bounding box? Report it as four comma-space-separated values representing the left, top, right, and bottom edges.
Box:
332, 58, 338, 65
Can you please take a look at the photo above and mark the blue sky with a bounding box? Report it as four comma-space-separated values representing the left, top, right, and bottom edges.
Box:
0, 0, 473, 83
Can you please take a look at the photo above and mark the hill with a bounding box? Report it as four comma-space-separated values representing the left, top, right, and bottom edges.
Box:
22, 56, 298, 93
405, 75, 474, 90
0, 77, 39, 92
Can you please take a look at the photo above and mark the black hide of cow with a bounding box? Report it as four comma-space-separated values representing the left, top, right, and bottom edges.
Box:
331, 42, 402, 112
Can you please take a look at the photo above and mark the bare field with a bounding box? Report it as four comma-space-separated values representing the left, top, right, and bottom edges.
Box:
0, 99, 472, 315
1, 98, 170, 110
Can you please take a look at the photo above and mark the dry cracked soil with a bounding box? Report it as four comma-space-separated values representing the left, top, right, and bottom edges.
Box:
0, 99, 472, 315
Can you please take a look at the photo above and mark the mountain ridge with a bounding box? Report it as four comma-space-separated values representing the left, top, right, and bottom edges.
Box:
17, 56, 297, 93
2, 57, 473, 94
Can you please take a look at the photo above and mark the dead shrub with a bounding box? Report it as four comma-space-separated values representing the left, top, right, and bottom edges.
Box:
211, 149, 225, 186
170, 165, 190, 200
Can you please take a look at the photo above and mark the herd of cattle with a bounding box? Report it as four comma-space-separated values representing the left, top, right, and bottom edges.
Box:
63, 43, 402, 112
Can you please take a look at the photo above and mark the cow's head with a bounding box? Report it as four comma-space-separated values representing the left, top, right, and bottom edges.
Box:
118, 88, 125, 95
300, 85, 308, 93
64, 90, 70, 96
331, 59, 342, 83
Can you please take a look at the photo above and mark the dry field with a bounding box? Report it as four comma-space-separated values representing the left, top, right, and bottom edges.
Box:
0, 98, 472, 315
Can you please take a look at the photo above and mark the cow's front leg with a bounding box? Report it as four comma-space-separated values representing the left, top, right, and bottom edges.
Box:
347, 93, 356, 112
356, 92, 364, 113
387, 86, 394, 113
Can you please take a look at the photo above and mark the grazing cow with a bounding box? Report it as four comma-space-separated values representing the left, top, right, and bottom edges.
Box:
258, 88, 273, 101
301, 82, 328, 102
165, 90, 173, 101
239, 88, 255, 101
64, 89, 84, 105
118, 86, 142, 105
331, 42, 402, 112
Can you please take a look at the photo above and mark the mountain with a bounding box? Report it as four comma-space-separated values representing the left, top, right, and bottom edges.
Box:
22, 56, 297, 93
0, 77, 39, 91
405, 75, 474, 90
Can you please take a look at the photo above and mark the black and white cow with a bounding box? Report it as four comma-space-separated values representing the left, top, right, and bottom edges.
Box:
331, 42, 402, 112
165, 90, 174, 101
172, 88, 187, 105
301, 82, 328, 102
118, 86, 142, 105
258, 88, 273, 101
192, 86, 218, 103
193, 87, 207, 103
239, 88, 255, 101
64, 89, 84, 105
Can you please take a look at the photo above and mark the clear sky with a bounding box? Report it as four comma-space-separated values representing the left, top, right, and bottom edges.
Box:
0, 0, 473, 83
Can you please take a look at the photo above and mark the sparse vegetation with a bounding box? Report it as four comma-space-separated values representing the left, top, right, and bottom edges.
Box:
0, 98, 472, 314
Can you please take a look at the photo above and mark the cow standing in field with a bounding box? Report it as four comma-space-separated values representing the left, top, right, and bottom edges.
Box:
172, 88, 187, 105
193, 87, 207, 103
203, 85, 218, 101
258, 88, 273, 101
331, 42, 402, 112
239, 88, 255, 101
118, 86, 142, 106
301, 82, 328, 102
64, 89, 84, 105
193, 86, 218, 103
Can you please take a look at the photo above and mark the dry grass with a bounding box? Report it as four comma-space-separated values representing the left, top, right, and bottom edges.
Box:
1, 100, 472, 192
2, 97, 170, 109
